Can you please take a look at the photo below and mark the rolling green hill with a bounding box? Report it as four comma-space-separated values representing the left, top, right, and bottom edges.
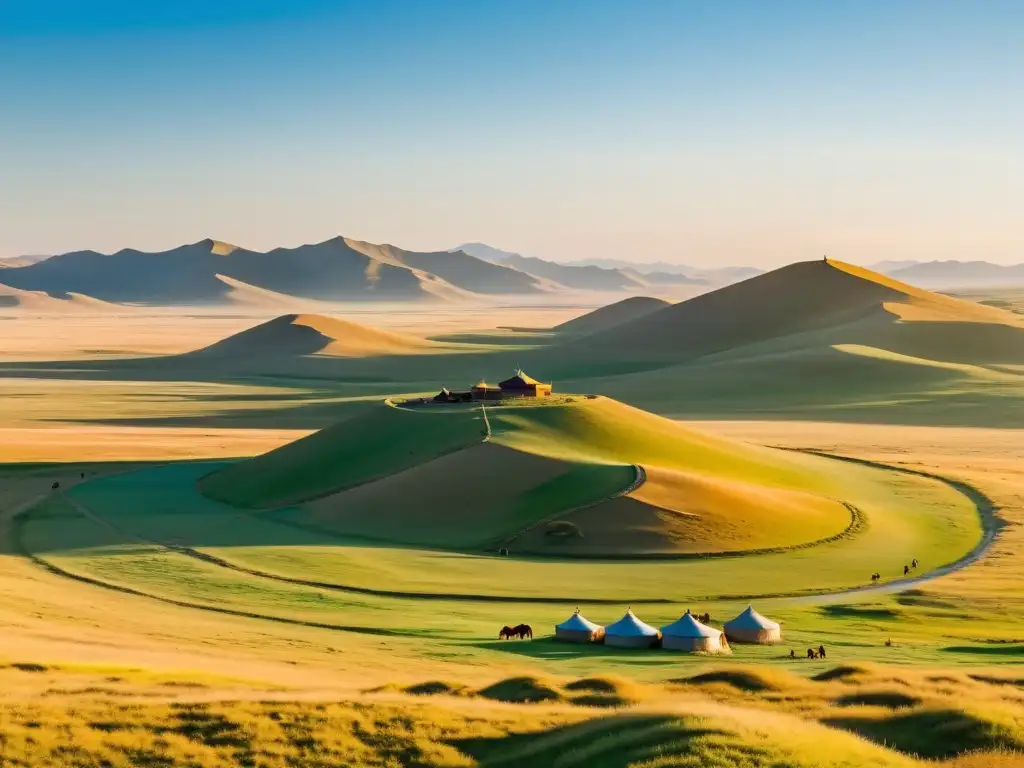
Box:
198, 396, 893, 555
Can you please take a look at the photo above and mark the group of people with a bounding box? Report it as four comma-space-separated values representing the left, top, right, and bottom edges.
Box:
871, 558, 919, 582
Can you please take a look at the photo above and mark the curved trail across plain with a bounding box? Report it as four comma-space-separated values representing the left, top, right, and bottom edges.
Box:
10, 449, 1001, 629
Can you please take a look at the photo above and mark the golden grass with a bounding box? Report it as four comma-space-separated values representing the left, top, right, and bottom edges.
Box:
7, 664, 1019, 767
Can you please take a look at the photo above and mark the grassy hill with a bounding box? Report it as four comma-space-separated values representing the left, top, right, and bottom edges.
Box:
546, 260, 1024, 425
199, 396, 877, 556
565, 259, 1024, 364
198, 403, 487, 508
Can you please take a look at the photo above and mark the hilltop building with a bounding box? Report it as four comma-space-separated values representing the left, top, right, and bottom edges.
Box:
471, 379, 504, 401
498, 370, 552, 398
432, 369, 552, 403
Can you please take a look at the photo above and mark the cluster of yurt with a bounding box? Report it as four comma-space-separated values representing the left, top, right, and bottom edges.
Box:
553, 605, 781, 653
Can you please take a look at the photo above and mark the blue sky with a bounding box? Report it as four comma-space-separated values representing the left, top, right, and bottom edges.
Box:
1, 1, 1022, 266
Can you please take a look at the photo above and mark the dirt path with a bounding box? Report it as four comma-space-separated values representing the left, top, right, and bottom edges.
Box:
779, 448, 1003, 604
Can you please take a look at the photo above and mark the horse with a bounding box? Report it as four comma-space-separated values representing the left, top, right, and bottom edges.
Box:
498, 626, 516, 640
789, 649, 796, 659
871, 572, 880, 582
818, 645, 826, 659
903, 564, 910, 576
807, 648, 817, 659
699, 613, 711, 624
513, 623, 533, 640
911, 558, 919, 569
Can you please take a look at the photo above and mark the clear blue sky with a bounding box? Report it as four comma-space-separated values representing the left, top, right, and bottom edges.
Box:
1, 0, 1021, 266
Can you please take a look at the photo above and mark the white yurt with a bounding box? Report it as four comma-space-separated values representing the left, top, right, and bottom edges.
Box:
660, 611, 726, 652
554, 608, 604, 643
723, 605, 782, 644
603, 608, 661, 648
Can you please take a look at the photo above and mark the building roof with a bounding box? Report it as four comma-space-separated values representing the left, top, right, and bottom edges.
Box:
556, 609, 602, 633
499, 369, 546, 389
661, 611, 722, 639
724, 605, 780, 632
604, 608, 659, 638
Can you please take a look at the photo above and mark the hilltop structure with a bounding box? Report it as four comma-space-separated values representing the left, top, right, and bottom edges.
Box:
434, 369, 552, 403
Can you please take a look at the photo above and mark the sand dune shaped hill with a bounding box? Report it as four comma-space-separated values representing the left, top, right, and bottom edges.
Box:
191, 313, 444, 360
555, 296, 672, 335
212, 274, 320, 308
0, 283, 125, 313
566, 259, 1024, 365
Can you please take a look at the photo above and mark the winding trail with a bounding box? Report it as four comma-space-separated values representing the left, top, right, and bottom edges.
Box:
9, 449, 1003, 625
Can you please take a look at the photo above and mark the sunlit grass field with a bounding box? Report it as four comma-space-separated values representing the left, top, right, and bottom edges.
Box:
0, 301, 1022, 766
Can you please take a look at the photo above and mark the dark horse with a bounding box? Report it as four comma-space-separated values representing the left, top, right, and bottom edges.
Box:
498, 624, 533, 640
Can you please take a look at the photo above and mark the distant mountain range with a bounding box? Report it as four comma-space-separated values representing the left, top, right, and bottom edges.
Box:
455, 243, 710, 287
0, 238, 562, 306
5, 238, 1020, 308
878, 260, 1024, 289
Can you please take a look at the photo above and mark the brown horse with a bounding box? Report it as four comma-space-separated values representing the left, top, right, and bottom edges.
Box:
513, 623, 533, 640
807, 648, 818, 659
498, 626, 516, 640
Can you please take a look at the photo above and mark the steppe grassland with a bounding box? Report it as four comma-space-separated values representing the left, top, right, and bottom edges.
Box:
0, 302, 1022, 766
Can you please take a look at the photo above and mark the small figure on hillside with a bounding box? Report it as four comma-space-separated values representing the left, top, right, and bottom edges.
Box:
885, 638, 893, 647
818, 645, 827, 659
904, 564, 910, 576
789, 649, 796, 659
80, 472, 85, 479
871, 572, 880, 582
51, 481, 59, 490
807, 648, 817, 659
912, 558, 919, 569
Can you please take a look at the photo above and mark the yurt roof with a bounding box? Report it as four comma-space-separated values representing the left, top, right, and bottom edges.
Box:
604, 608, 659, 637
661, 612, 721, 638
556, 610, 602, 633
472, 380, 498, 389
499, 369, 544, 388
725, 606, 780, 631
